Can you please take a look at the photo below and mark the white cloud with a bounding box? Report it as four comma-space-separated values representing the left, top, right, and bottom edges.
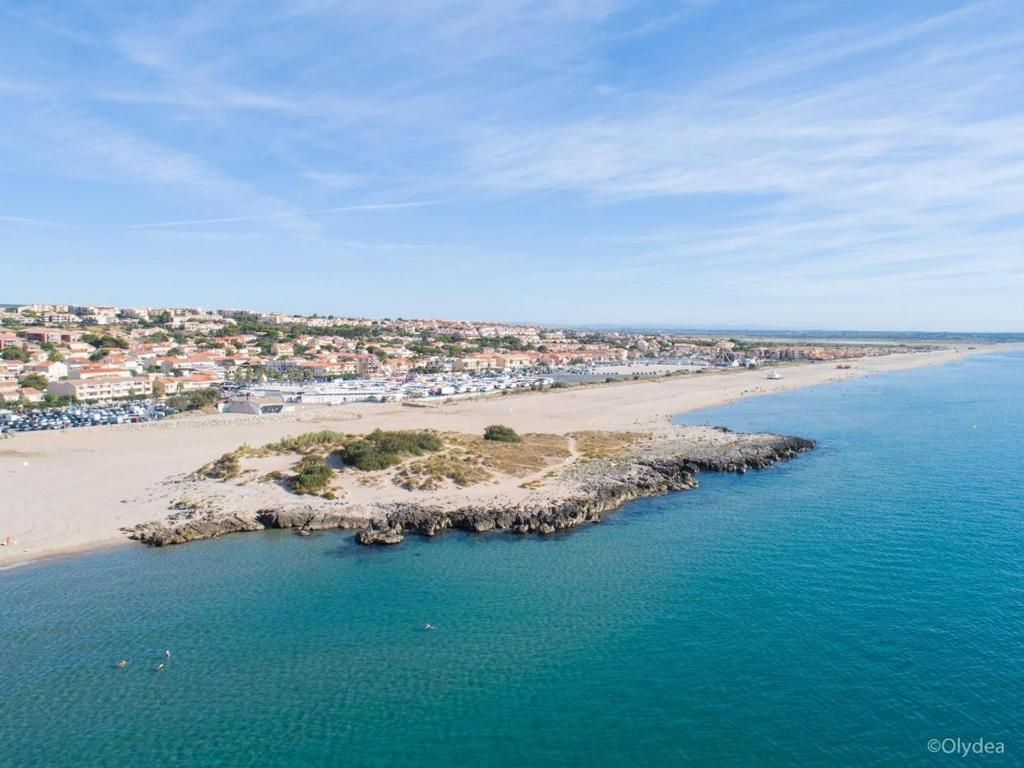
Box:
463, 2, 1024, 301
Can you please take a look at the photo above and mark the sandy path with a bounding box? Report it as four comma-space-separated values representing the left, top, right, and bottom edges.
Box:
0, 343, 1013, 568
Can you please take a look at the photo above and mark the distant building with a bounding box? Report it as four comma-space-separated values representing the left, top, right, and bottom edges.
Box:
219, 395, 294, 415
155, 374, 218, 394
23, 327, 83, 344
17, 387, 44, 403
24, 361, 69, 382
0, 331, 21, 349
47, 376, 152, 402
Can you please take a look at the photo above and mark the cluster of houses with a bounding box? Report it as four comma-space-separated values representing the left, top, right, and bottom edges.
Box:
1, 303, 912, 407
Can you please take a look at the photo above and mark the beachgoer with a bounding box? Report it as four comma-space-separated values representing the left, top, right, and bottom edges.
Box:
117, 659, 128, 668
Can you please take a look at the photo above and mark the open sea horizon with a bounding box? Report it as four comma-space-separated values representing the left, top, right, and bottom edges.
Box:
2, 350, 1022, 766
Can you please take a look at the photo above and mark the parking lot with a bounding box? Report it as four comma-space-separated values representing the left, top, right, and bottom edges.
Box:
0, 401, 174, 434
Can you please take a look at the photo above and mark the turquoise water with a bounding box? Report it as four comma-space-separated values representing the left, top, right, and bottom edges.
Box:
2, 352, 1022, 767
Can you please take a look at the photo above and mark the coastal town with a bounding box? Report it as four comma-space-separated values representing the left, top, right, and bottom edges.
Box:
1, 301, 924, 431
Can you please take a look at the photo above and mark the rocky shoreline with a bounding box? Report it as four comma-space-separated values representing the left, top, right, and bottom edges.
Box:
124, 430, 813, 548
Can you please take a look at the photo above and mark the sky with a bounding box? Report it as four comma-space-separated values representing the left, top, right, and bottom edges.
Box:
1, 0, 1022, 331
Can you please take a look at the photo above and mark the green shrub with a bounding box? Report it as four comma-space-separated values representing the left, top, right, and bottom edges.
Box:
340, 429, 443, 471
292, 455, 334, 494
262, 430, 347, 454
483, 424, 521, 443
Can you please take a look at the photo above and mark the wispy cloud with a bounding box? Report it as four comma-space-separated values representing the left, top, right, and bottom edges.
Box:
464, 1, 1024, 298
0, 215, 61, 227
3, 0, 1022, 328
22, 108, 318, 235
125, 201, 438, 230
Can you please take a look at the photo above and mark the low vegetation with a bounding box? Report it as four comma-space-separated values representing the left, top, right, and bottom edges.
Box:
341, 429, 443, 471
291, 455, 334, 495
198, 451, 243, 480
393, 451, 493, 490
196, 427, 580, 494
569, 431, 646, 459
260, 430, 349, 455
452, 432, 570, 477
483, 424, 521, 443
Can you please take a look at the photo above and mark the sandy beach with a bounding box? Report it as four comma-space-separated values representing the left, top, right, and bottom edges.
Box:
0, 344, 1008, 568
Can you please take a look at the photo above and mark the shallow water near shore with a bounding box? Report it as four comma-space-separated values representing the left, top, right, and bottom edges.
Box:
2, 351, 1022, 767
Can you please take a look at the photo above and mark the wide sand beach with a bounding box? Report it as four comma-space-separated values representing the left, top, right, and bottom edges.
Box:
0, 344, 1004, 568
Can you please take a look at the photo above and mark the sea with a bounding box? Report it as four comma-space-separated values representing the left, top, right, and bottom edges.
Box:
2, 350, 1021, 767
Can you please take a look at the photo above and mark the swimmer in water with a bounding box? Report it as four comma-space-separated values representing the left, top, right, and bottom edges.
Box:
424, 623, 435, 630
165, 650, 172, 659
155, 663, 166, 672
117, 659, 128, 669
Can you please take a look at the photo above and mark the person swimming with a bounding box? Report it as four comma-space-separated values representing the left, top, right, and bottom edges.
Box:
164, 650, 172, 659
155, 662, 166, 672
117, 659, 128, 669
424, 623, 435, 630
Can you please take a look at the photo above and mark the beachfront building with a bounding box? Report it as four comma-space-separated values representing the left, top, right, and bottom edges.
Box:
154, 374, 219, 395
219, 395, 294, 415
47, 376, 153, 402
453, 354, 502, 372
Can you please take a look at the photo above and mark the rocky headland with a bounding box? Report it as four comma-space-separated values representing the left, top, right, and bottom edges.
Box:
124, 427, 813, 548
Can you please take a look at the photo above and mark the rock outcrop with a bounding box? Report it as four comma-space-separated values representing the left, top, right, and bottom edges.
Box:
124, 430, 813, 549
355, 433, 813, 546
123, 505, 365, 547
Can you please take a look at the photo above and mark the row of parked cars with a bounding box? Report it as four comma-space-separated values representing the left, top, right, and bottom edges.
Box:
0, 401, 175, 434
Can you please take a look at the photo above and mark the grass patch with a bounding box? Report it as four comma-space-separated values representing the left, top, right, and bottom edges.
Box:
340, 429, 444, 471
569, 431, 647, 459
259, 430, 350, 455
451, 433, 570, 477
197, 451, 242, 480
393, 452, 493, 490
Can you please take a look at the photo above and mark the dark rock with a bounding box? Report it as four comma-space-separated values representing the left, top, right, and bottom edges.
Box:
354, 432, 814, 546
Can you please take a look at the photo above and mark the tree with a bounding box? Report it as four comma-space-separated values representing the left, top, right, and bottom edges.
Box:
42, 392, 74, 407
82, 333, 128, 350
1, 347, 29, 362
19, 373, 48, 391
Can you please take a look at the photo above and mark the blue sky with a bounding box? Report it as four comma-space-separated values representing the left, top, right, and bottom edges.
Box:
1, 1, 1022, 331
